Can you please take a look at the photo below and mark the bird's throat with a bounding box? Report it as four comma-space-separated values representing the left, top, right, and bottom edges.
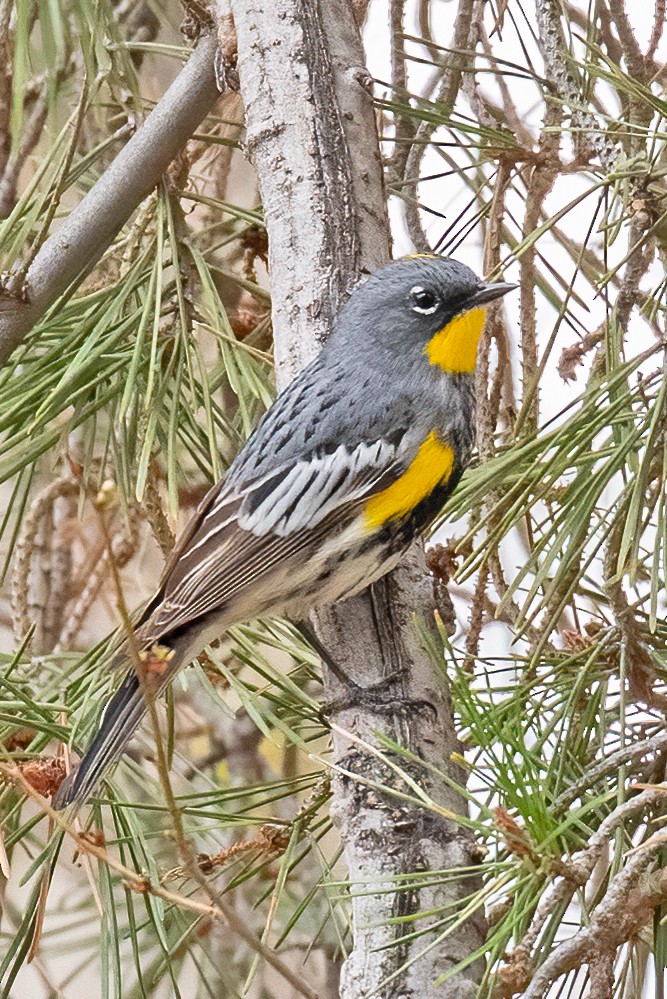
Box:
425, 307, 486, 373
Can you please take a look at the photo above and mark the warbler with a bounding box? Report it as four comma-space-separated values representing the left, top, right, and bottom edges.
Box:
54, 255, 515, 809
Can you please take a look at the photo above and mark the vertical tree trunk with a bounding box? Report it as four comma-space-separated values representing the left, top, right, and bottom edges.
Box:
228, 2, 486, 996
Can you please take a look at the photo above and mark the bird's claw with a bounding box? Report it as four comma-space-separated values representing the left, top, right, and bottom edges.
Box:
321, 678, 437, 722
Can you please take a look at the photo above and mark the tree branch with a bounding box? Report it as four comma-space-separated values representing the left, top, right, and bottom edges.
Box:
402, 0, 476, 252
523, 848, 667, 999
228, 2, 485, 995
503, 786, 667, 998
0, 32, 221, 365
536, 0, 619, 170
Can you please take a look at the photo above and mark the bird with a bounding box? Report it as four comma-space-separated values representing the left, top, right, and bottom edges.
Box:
53, 254, 516, 809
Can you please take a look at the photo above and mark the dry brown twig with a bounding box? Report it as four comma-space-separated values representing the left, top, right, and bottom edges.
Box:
166, 823, 290, 879
55, 515, 140, 653
603, 483, 662, 707
141, 469, 175, 557
516, 102, 562, 434
386, 0, 416, 185
462, 150, 519, 658
10, 476, 80, 653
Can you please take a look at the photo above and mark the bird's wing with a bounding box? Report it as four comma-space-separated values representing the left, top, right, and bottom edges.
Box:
141, 436, 406, 643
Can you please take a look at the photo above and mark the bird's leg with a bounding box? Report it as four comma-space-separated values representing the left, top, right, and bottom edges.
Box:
296, 619, 436, 721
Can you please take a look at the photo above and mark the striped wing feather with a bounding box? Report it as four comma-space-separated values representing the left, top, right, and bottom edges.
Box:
141, 438, 403, 642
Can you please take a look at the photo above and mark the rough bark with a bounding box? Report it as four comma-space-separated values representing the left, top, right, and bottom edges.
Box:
228, 2, 486, 996
0, 33, 221, 365
229, 0, 386, 390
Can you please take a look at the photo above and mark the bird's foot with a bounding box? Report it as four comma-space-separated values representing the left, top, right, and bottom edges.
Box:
321, 675, 437, 721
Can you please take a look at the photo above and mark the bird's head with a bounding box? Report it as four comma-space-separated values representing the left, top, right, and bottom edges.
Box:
335, 254, 517, 374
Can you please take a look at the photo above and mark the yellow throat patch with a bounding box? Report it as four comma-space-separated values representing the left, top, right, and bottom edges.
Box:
364, 432, 454, 530
425, 307, 486, 373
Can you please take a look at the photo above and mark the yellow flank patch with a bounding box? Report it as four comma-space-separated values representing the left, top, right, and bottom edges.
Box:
364, 432, 454, 530
426, 307, 486, 373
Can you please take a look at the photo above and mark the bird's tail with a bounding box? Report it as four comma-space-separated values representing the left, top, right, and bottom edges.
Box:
53, 644, 185, 811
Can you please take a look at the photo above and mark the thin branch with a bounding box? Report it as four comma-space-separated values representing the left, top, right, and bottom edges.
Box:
536, 0, 619, 170
509, 786, 667, 997
554, 730, 667, 811
0, 32, 222, 364
386, 0, 416, 185
604, 509, 660, 705
402, 0, 476, 251
523, 848, 667, 998
646, 0, 666, 63
605, 0, 651, 81
10, 476, 79, 650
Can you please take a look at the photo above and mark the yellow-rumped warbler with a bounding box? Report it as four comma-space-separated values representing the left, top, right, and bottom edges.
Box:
54, 255, 515, 809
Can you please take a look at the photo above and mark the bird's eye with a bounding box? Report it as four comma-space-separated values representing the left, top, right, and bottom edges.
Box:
409, 285, 439, 315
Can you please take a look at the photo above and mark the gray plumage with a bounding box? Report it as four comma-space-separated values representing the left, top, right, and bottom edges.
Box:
54, 256, 515, 809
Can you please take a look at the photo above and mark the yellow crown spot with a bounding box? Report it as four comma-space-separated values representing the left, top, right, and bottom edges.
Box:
426, 307, 486, 373
364, 432, 454, 530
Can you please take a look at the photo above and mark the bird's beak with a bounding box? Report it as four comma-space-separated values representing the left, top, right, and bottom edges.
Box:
470, 281, 518, 307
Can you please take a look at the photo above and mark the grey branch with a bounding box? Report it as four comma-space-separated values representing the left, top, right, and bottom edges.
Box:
523, 844, 667, 999
228, 2, 485, 996
515, 786, 667, 998
0, 32, 221, 365
536, 0, 619, 172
